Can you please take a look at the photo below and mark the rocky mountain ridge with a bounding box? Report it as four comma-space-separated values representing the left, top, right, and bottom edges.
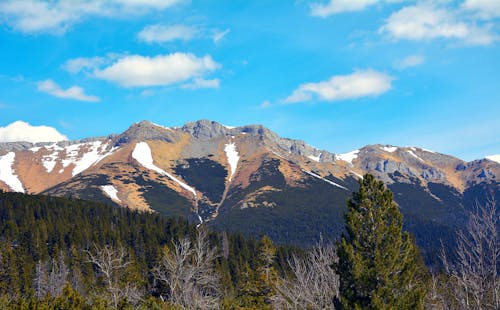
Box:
0, 120, 498, 263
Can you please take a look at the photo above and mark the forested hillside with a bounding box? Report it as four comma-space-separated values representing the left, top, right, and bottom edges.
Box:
0, 191, 297, 308
0, 175, 498, 309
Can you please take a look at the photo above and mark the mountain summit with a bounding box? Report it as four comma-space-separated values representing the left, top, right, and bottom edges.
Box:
0, 120, 498, 262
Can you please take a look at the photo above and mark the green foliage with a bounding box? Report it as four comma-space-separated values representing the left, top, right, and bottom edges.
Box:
337, 174, 429, 309
214, 159, 348, 246
0, 191, 295, 308
174, 158, 228, 202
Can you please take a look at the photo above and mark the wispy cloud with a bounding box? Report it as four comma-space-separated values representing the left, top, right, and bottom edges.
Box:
284, 69, 393, 103
181, 78, 220, 89
93, 53, 220, 87
380, 3, 497, 46
462, 0, 500, 19
212, 28, 230, 43
394, 54, 425, 70
62, 56, 108, 74
0, 0, 184, 34
0, 120, 67, 143
138, 24, 199, 43
310, 0, 379, 17
260, 100, 271, 108
37, 79, 100, 102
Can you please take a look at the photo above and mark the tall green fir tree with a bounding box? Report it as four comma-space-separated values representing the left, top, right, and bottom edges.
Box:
337, 174, 428, 310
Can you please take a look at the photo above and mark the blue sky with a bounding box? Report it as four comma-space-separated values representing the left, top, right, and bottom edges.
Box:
0, 0, 499, 161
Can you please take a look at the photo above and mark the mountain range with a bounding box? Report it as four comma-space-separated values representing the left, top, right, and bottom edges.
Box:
0, 120, 498, 263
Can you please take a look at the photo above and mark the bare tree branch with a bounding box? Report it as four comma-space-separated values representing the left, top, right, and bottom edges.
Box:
273, 239, 339, 309
439, 195, 499, 309
86, 244, 141, 307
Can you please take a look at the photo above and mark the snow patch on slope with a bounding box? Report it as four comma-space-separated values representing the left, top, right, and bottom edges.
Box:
62, 141, 117, 176
336, 150, 359, 164
304, 170, 348, 190
407, 150, 424, 162
351, 171, 364, 179
224, 142, 240, 181
42, 143, 64, 173
421, 148, 435, 153
308, 154, 321, 162
60, 141, 118, 176
38, 141, 117, 175
152, 122, 172, 131
381, 146, 397, 153
132, 142, 197, 196
101, 185, 121, 202
486, 155, 500, 164
0, 152, 24, 192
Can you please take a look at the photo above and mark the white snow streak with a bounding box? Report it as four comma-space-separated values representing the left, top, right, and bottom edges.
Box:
351, 171, 364, 179
407, 150, 424, 162
337, 150, 360, 164
101, 185, 121, 202
132, 142, 197, 196
152, 122, 173, 131
308, 154, 321, 162
37, 141, 116, 175
0, 152, 24, 192
224, 142, 240, 181
486, 155, 500, 164
197, 214, 203, 228
304, 170, 348, 190
41, 143, 64, 173
419, 148, 435, 153
29, 147, 41, 152
381, 146, 397, 153
60, 141, 118, 176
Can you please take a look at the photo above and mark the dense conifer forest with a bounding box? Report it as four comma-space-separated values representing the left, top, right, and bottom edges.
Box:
0, 174, 498, 309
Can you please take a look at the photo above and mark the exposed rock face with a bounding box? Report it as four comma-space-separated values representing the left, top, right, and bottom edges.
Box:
0, 120, 498, 264
115, 121, 177, 145
182, 119, 231, 140
0, 142, 34, 152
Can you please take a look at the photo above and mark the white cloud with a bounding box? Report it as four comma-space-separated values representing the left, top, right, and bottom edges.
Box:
181, 78, 220, 89
0, 121, 67, 143
463, 0, 500, 19
284, 69, 393, 103
93, 53, 220, 87
310, 0, 379, 17
0, 0, 184, 34
37, 79, 100, 102
260, 100, 271, 108
394, 54, 425, 70
62, 56, 107, 73
138, 24, 198, 43
213, 28, 230, 43
140, 89, 155, 96
380, 4, 497, 45
112, 0, 182, 10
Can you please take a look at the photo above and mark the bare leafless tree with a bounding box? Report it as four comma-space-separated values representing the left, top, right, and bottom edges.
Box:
440, 196, 499, 310
424, 273, 448, 310
152, 229, 221, 309
273, 240, 339, 309
33, 252, 68, 299
33, 260, 48, 299
86, 244, 142, 307
221, 231, 230, 260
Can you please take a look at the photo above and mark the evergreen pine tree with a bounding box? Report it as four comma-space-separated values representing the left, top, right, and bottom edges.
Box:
337, 174, 428, 309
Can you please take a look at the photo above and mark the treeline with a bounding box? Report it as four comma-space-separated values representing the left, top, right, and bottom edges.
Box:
0, 173, 498, 309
